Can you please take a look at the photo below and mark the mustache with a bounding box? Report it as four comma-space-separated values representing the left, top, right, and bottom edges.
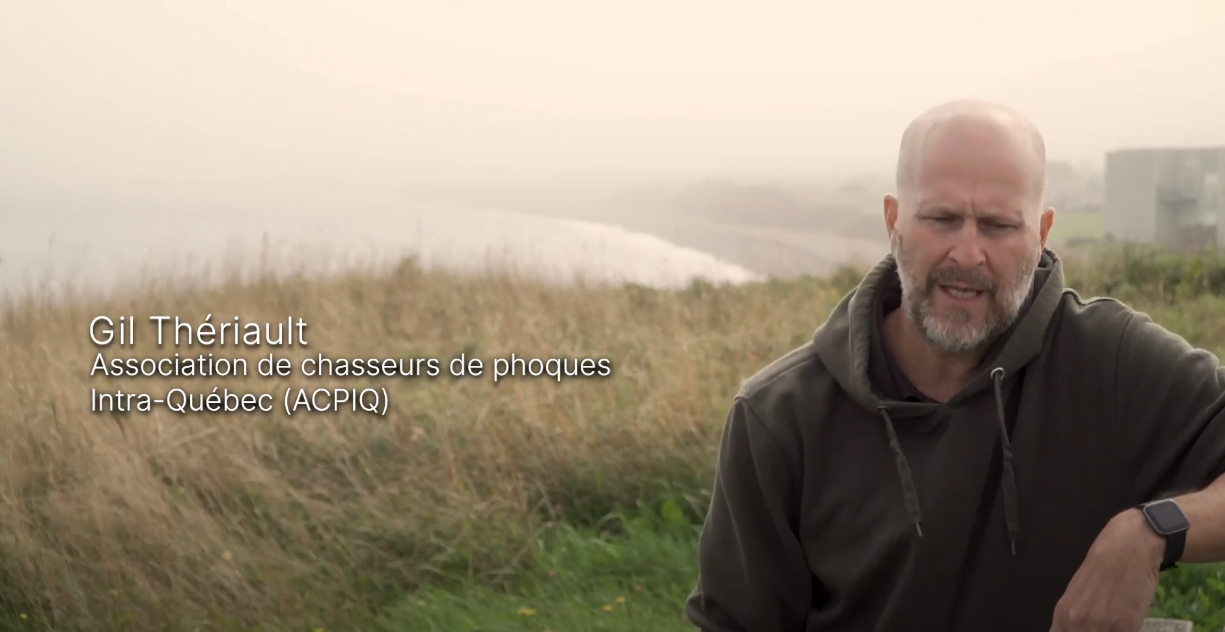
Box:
925, 265, 997, 294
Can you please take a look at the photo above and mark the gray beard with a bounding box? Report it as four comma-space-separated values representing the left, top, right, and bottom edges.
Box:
892, 235, 1037, 355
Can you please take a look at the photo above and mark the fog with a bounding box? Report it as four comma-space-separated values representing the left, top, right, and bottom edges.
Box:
2, 1, 1223, 292
5, 0, 1224, 188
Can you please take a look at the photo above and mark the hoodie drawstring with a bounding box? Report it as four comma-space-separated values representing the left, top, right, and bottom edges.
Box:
990, 367, 1020, 556
878, 405, 923, 537
877, 367, 1019, 556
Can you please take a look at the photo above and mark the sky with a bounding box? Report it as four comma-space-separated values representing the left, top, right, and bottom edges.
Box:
2, 0, 1223, 191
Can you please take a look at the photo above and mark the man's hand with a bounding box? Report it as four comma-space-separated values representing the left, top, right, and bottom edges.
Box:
1049, 509, 1165, 632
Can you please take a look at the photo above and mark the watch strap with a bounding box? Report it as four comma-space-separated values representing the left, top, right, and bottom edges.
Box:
1160, 529, 1185, 571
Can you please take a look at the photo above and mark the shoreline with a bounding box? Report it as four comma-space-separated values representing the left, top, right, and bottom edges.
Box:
2, 185, 897, 305
2, 200, 771, 303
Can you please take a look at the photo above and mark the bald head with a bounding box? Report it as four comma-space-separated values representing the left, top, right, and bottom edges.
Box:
895, 99, 1047, 211
883, 99, 1055, 357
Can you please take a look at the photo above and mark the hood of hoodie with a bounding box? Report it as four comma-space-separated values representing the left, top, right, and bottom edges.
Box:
812, 248, 1067, 554
813, 247, 1066, 418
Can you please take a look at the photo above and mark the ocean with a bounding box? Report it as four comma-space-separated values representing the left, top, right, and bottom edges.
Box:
1, 187, 763, 302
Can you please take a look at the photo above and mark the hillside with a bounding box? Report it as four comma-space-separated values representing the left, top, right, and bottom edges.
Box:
0, 245, 1222, 631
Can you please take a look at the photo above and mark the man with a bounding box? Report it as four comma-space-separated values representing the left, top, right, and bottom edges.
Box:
684, 99, 1225, 632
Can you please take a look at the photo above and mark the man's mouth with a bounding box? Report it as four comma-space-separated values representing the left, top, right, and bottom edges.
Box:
939, 284, 985, 300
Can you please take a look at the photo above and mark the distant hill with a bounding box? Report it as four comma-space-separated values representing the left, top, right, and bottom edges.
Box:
670, 180, 879, 231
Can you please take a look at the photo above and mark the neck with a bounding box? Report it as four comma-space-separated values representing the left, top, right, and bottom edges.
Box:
882, 305, 987, 402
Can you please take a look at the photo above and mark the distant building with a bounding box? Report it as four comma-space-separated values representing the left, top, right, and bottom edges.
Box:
1104, 147, 1225, 250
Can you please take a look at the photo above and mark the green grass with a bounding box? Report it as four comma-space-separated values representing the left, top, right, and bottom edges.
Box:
374, 511, 1225, 632
376, 506, 702, 632
1049, 210, 1104, 245
372, 506, 1225, 632
1151, 565, 1225, 631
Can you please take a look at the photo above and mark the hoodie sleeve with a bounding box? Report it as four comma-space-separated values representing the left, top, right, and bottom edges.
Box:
685, 396, 812, 632
1115, 312, 1225, 503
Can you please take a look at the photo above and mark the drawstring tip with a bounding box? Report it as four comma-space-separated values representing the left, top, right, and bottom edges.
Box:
1010, 541, 1016, 556
914, 523, 923, 537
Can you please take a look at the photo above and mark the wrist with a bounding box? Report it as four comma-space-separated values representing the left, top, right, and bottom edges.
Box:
1133, 498, 1193, 571
1116, 508, 1166, 570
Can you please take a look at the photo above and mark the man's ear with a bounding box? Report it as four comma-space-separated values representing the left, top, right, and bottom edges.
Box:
884, 194, 899, 241
1038, 206, 1055, 249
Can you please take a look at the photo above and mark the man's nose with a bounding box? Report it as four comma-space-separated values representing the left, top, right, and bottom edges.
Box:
948, 221, 987, 268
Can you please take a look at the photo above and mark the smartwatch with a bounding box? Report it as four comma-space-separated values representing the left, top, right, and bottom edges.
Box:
1138, 498, 1191, 571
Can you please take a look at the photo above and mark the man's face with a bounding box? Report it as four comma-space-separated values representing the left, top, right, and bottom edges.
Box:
885, 118, 1053, 355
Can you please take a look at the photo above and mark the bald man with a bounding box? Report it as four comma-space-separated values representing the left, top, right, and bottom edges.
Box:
684, 100, 1225, 632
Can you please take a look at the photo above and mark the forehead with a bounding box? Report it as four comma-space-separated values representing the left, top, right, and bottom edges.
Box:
909, 118, 1040, 214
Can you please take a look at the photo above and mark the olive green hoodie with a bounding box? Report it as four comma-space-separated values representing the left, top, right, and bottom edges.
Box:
685, 249, 1225, 632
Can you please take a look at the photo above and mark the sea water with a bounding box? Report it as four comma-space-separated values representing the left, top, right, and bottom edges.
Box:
1, 187, 762, 301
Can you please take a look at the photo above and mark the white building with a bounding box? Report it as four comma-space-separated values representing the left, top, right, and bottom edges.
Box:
1103, 147, 1225, 250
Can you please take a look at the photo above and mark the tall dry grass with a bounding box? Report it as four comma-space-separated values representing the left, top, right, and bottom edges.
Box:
0, 256, 847, 631
4, 246, 1224, 631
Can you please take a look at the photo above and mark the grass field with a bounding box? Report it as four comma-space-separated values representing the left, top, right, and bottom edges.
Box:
1, 245, 1223, 631
1048, 210, 1105, 245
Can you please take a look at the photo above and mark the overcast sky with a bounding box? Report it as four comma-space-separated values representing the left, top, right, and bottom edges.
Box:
3, 0, 1223, 190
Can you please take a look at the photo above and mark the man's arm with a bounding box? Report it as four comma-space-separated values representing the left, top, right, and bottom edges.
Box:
1117, 472, 1225, 568
1115, 311, 1225, 561
1048, 312, 1225, 631
685, 396, 811, 632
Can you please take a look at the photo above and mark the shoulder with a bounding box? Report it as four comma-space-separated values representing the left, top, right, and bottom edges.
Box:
723, 341, 831, 461
732, 340, 842, 436
1055, 288, 1216, 372
1052, 289, 1140, 351
735, 341, 824, 402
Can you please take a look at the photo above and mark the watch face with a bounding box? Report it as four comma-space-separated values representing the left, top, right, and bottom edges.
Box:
1146, 500, 1191, 534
